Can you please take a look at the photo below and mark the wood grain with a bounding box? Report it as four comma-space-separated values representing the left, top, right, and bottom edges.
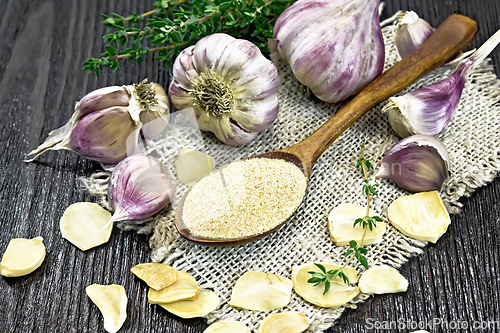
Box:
0, 0, 498, 332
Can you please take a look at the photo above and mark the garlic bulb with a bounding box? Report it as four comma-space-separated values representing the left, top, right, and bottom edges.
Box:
395, 11, 434, 59
273, 0, 385, 103
108, 154, 175, 223
375, 135, 450, 192
26, 80, 169, 164
169, 33, 279, 145
383, 28, 500, 138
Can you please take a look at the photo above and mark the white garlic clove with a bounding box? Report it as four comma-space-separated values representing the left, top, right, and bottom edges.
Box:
158, 289, 219, 319
259, 312, 309, 333
130, 263, 177, 291
174, 148, 215, 186
388, 191, 450, 243
0, 237, 46, 277
359, 265, 408, 294
86, 284, 128, 333
204, 320, 250, 333
328, 203, 386, 246
395, 11, 435, 59
292, 262, 359, 308
59, 202, 112, 251
229, 271, 293, 311
147, 271, 200, 304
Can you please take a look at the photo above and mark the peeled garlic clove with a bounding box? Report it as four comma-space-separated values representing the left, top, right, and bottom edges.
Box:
273, 0, 384, 103
328, 203, 386, 246
388, 191, 450, 243
108, 154, 175, 223
174, 148, 215, 185
259, 312, 309, 333
147, 271, 200, 304
359, 265, 408, 294
169, 33, 279, 145
292, 262, 359, 308
130, 263, 176, 291
158, 289, 219, 319
395, 11, 435, 59
228, 271, 293, 311
59, 202, 112, 251
204, 321, 250, 333
0, 237, 46, 277
86, 284, 127, 333
375, 135, 450, 192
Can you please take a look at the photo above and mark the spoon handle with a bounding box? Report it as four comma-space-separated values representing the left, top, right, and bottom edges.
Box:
283, 14, 478, 176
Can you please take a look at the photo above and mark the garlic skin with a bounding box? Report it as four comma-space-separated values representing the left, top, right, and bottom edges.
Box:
273, 0, 385, 103
26, 80, 169, 164
395, 11, 435, 59
383, 28, 500, 138
108, 154, 175, 223
375, 135, 450, 192
169, 33, 279, 145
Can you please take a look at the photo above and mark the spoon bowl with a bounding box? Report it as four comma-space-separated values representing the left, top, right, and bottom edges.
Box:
175, 14, 478, 246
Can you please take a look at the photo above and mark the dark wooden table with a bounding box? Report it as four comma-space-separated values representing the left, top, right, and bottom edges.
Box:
1, 0, 499, 332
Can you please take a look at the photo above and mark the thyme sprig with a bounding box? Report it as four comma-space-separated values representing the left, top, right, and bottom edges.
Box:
83, 0, 292, 77
308, 145, 383, 294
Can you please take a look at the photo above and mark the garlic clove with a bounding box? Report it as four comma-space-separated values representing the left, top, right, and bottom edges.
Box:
0, 237, 46, 277
375, 135, 450, 192
75, 86, 130, 121
395, 11, 435, 59
328, 203, 386, 246
174, 148, 215, 186
358, 265, 408, 294
147, 271, 200, 304
258, 312, 309, 333
273, 0, 385, 103
228, 271, 293, 311
204, 321, 250, 333
108, 154, 175, 223
292, 262, 359, 308
158, 289, 219, 319
59, 202, 112, 251
130, 263, 177, 291
86, 284, 127, 333
388, 191, 450, 243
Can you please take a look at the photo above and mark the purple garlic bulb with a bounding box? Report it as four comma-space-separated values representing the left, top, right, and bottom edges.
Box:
108, 154, 176, 223
273, 0, 385, 103
375, 135, 450, 192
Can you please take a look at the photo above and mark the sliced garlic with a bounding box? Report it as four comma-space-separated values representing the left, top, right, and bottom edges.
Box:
0, 236, 46, 277
59, 202, 112, 251
292, 262, 359, 308
130, 263, 176, 291
158, 289, 219, 318
204, 320, 250, 333
359, 265, 408, 294
259, 312, 309, 333
86, 284, 127, 333
228, 270, 293, 311
174, 148, 215, 185
148, 270, 200, 304
388, 191, 450, 243
328, 203, 386, 246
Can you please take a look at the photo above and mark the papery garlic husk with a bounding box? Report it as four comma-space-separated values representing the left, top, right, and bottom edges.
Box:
169, 33, 279, 146
108, 154, 175, 223
375, 135, 450, 192
26, 80, 169, 164
395, 11, 434, 59
273, 0, 385, 103
383, 28, 500, 138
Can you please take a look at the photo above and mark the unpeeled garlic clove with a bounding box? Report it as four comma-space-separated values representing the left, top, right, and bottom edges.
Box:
108, 154, 176, 223
375, 135, 450, 192
358, 265, 408, 294
395, 11, 434, 59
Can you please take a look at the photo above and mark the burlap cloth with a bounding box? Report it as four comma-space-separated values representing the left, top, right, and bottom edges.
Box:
82, 16, 500, 332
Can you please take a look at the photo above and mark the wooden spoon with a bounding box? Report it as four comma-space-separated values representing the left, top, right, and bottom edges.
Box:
175, 14, 478, 246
